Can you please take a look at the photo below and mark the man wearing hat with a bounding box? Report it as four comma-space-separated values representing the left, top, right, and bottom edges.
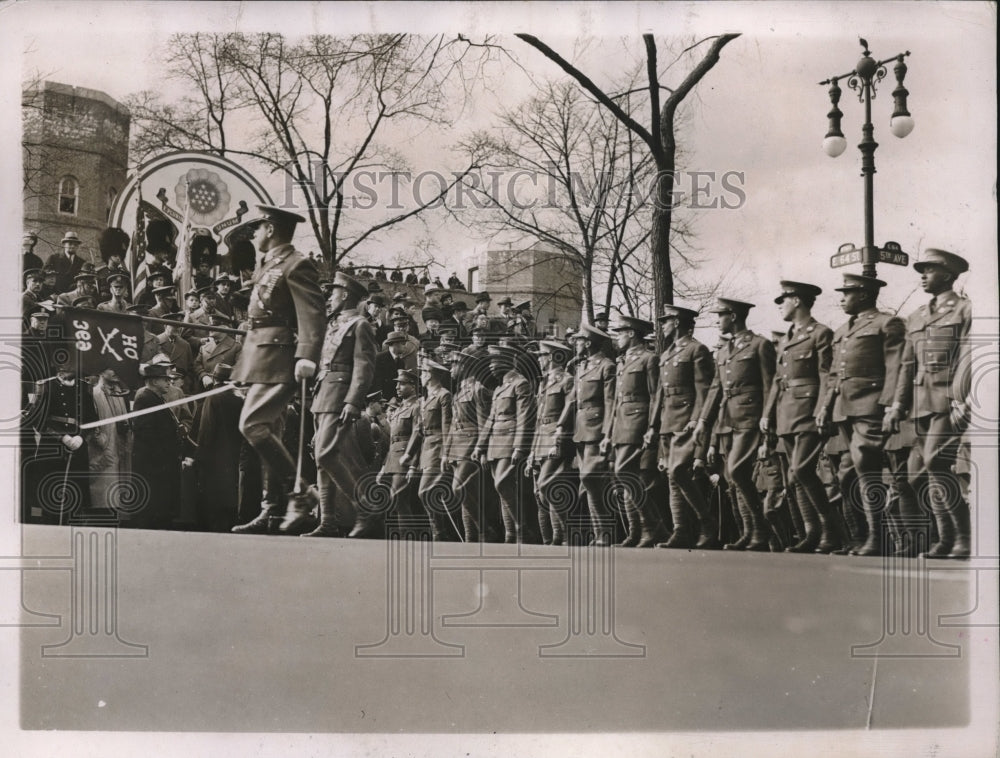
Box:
891, 250, 973, 559
365, 293, 391, 345
24, 355, 98, 524
369, 369, 423, 536
402, 358, 459, 541
230, 205, 326, 536
308, 270, 378, 538
56, 270, 99, 309
510, 300, 535, 338
762, 281, 845, 553
95, 227, 132, 302
443, 348, 498, 542
695, 298, 776, 551
527, 340, 576, 545
195, 313, 243, 387
47, 231, 89, 294
194, 362, 245, 532
478, 343, 539, 543
607, 315, 667, 547
388, 309, 422, 356
137, 267, 170, 308
22, 269, 45, 326
361, 390, 391, 472
645, 305, 718, 549
373, 330, 418, 402
558, 322, 618, 545
496, 296, 514, 326
156, 313, 196, 394
213, 274, 236, 318
22, 230, 44, 273
128, 362, 184, 529
815, 273, 906, 557
419, 305, 444, 348
97, 273, 132, 313
146, 284, 179, 335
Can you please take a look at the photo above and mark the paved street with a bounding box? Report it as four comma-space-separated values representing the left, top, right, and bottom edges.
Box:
19, 523, 975, 733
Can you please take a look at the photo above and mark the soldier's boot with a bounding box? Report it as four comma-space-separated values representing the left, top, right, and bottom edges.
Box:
744, 497, 773, 552
658, 482, 695, 549
279, 486, 320, 535
550, 507, 566, 547
231, 504, 283, 535
786, 486, 821, 553
301, 499, 342, 538
617, 501, 641, 547
687, 496, 720, 550
850, 503, 886, 557
461, 506, 480, 543
815, 505, 847, 554
500, 502, 518, 544
948, 501, 971, 559
347, 511, 385, 539
922, 503, 957, 558
537, 503, 553, 546
636, 500, 670, 548
724, 496, 753, 551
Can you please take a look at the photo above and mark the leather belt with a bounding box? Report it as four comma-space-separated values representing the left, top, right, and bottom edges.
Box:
663, 387, 690, 396
618, 393, 647, 402
722, 386, 761, 398
323, 362, 352, 372
248, 317, 291, 329
781, 378, 819, 388
50, 416, 78, 425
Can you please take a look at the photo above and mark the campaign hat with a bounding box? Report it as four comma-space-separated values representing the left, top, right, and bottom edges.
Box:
107, 273, 129, 287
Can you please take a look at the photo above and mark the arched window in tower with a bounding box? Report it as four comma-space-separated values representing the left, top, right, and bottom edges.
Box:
106, 186, 117, 221
58, 175, 79, 216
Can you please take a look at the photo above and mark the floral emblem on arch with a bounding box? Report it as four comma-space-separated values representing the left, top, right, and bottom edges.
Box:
174, 168, 231, 227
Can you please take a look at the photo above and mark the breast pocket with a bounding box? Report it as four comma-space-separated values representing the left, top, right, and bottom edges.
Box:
495, 395, 516, 414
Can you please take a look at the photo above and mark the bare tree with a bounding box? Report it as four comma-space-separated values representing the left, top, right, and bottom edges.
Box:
128, 33, 501, 267
457, 79, 664, 322
515, 33, 741, 322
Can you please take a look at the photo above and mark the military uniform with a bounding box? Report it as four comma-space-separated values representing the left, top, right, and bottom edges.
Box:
764, 284, 842, 553
231, 208, 326, 535
700, 301, 776, 550
531, 343, 576, 545
820, 273, 906, 556
558, 326, 617, 544
447, 364, 495, 541
310, 292, 378, 537
649, 315, 717, 548
483, 348, 537, 543
608, 328, 664, 547
895, 249, 973, 558
406, 366, 457, 541
379, 379, 421, 528
195, 333, 243, 386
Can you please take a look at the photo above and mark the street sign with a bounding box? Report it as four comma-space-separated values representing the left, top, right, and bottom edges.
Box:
830, 241, 909, 268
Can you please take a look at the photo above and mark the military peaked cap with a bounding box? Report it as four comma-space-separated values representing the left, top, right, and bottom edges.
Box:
774, 281, 823, 304
914, 249, 969, 277
834, 273, 887, 292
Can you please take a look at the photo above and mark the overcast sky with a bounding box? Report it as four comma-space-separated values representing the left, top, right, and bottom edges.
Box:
4, 0, 997, 334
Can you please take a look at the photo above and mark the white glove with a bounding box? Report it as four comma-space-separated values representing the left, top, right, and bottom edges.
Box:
294, 359, 317, 380
61, 434, 83, 451
202, 376, 214, 388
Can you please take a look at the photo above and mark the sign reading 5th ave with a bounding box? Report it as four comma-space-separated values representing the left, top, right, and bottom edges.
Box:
830, 241, 910, 268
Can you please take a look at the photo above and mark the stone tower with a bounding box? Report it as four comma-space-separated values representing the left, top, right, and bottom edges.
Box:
22, 81, 130, 265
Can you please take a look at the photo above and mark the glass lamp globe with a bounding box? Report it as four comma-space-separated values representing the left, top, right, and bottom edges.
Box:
823, 135, 848, 158
889, 115, 915, 138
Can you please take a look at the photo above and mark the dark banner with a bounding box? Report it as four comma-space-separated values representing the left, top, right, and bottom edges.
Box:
62, 307, 146, 389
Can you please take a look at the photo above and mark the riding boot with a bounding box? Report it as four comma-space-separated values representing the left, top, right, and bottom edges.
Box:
618, 501, 641, 547
922, 504, 957, 558
786, 482, 821, 553
636, 500, 670, 548
948, 500, 971, 559
658, 481, 695, 549
850, 502, 885, 557
724, 493, 753, 550
744, 494, 773, 552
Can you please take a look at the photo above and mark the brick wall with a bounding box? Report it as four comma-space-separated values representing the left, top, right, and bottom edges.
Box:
22, 81, 130, 264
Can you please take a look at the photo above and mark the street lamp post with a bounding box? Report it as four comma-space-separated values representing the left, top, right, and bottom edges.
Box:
821, 39, 913, 279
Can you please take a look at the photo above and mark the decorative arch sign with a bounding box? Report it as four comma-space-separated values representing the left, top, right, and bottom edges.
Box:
107, 151, 274, 258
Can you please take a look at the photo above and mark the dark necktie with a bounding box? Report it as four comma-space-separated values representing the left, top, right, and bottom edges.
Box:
928, 297, 937, 314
